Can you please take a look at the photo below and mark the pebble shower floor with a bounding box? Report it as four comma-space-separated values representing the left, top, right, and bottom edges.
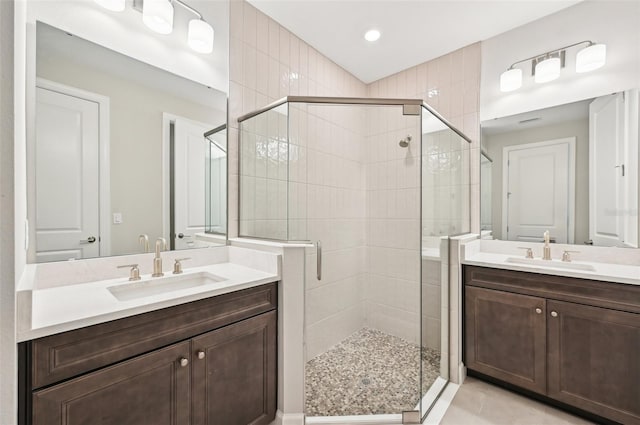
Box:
305, 328, 441, 417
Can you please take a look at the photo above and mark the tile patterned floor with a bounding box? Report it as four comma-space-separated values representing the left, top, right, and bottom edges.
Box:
305, 328, 441, 417
439, 377, 596, 425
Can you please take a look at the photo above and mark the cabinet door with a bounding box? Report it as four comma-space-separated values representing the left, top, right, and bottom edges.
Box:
33, 341, 191, 425
548, 300, 640, 425
465, 286, 546, 394
192, 311, 277, 425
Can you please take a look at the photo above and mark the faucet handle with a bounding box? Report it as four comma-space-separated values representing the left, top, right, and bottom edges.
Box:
517, 247, 534, 259
562, 250, 580, 262
173, 258, 191, 274
117, 264, 141, 281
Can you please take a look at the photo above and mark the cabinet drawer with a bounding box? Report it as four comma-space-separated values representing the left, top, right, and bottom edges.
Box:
32, 282, 277, 389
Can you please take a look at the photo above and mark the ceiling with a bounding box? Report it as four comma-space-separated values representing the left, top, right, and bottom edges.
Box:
481, 98, 591, 136
248, 0, 582, 83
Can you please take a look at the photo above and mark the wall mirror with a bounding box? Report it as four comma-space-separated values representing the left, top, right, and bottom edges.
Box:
27, 1, 229, 263
481, 89, 639, 248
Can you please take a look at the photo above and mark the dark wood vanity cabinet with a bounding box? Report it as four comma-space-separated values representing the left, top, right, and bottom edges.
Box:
464, 286, 546, 394
21, 282, 278, 425
464, 266, 640, 425
33, 341, 192, 425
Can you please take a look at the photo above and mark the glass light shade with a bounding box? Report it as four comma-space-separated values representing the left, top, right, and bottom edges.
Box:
94, 0, 125, 12
576, 44, 606, 73
500, 68, 522, 92
188, 19, 214, 54
364, 29, 381, 42
534, 57, 561, 83
143, 0, 174, 35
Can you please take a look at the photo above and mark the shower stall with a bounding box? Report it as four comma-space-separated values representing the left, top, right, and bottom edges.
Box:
238, 97, 471, 422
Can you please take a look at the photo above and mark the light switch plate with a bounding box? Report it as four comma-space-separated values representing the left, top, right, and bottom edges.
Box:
113, 212, 123, 224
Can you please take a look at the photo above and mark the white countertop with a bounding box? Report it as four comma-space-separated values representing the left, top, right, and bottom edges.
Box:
17, 247, 281, 342
463, 251, 640, 286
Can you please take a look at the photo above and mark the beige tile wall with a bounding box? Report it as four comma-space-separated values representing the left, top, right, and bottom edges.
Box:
229, 0, 369, 359
229, 0, 482, 358
365, 45, 481, 349
364, 108, 422, 344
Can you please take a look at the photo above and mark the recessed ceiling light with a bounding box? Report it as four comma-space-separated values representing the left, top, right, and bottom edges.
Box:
364, 29, 381, 42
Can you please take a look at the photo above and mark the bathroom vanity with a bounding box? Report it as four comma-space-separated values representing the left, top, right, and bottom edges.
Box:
19, 282, 277, 425
463, 265, 640, 425
16, 247, 281, 425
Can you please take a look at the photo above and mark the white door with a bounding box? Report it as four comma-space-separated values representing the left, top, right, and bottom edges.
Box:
35, 86, 100, 261
589, 93, 626, 246
173, 118, 209, 250
503, 138, 575, 243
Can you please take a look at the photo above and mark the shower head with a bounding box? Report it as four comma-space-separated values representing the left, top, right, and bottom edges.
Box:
399, 135, 412, 148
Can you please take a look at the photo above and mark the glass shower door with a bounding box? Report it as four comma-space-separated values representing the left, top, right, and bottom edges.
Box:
299, 102, 423, 419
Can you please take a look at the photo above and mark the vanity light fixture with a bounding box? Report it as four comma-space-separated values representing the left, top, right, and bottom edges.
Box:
534, 55, 561, 83
96, 0, 214, 54
499, 40, 606, 92
576, 43, 607, 73
143, 0, 174, 35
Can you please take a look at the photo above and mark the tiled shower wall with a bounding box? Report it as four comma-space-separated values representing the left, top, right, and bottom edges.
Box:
229, 0, 369, 360
366, 45, 481, 349
364, 109, 421, 344
229, 0, 481, 356
301, 104, 368, 359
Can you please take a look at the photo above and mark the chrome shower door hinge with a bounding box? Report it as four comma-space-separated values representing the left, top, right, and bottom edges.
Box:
402, 410, 421, 424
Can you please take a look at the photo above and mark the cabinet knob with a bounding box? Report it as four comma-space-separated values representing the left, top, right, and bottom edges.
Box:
550, 311, 558, 318
179, 357, 189, 367
197, 350, 205, 360
535, 308, 542, 314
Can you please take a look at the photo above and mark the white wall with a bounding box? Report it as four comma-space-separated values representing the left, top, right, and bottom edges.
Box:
1, 1, 22, 423
481, 1, 640, 121
27, 0, 228, 93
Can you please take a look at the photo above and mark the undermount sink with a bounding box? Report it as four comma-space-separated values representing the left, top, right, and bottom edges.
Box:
108, 272, 227, 301
504, 257, 596, 272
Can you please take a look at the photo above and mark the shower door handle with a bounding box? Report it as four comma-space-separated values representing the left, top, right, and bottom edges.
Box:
316, 240, 322, 281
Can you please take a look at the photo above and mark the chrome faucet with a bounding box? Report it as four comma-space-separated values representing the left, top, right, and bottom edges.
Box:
152, 237, 167, 277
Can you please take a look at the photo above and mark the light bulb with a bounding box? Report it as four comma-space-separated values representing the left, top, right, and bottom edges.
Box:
143, 0, 174, 35
364, 29, 381, 42
94, 0, 125, 12
535, 57, 561, 83
576, 44, 606, 73
500, 68, 522, 92
188, 19, 214, 54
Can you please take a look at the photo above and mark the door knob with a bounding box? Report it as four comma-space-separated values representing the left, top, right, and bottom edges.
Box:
177, 233, 192, 239
80, 236, 97, 244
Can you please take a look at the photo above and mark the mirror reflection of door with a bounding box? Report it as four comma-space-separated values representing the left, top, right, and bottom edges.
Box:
588, 92, 636, 247
34, 80, 110, 262
503, 138, 575, 243
166, 115, 213, 250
